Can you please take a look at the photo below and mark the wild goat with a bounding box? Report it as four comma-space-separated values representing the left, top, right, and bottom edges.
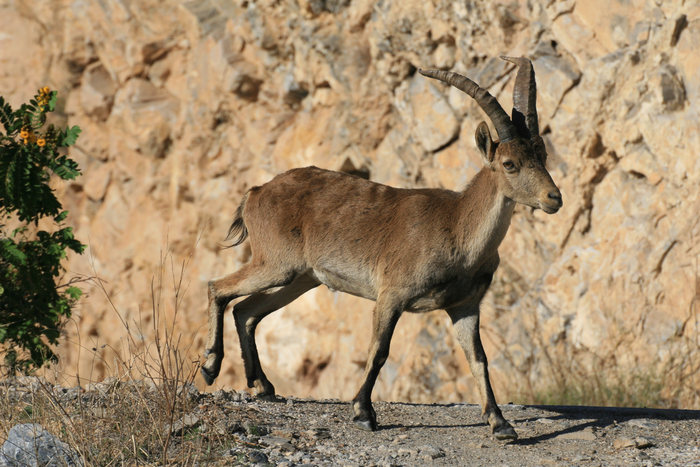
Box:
201, 56, 562, 440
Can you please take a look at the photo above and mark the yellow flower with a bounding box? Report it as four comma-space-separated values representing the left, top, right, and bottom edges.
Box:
42, 87, 50, 94
37, 138, 46, 147
20, 129, 29, 139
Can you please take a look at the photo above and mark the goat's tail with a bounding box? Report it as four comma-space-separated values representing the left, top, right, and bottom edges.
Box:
223, 191, 250, 248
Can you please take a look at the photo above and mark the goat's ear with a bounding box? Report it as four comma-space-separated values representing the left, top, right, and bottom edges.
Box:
531, 135, 547, 165
475, 121, 496, 169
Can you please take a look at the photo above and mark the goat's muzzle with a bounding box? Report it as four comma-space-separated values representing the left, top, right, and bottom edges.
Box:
539, 189, 563, 214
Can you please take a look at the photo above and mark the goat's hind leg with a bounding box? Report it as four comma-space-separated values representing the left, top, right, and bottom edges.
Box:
233, 273, 319, 400
201, 264, 300, 385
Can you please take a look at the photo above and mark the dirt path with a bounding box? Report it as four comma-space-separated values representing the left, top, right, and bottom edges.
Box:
199, 391, 700, 466
3, 379, 699, 466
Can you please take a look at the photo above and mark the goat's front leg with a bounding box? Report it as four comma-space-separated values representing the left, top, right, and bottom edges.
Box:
447, 307, 517, 440
352, 292, 404, 431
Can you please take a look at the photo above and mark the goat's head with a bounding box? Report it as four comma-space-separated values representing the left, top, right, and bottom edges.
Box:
419, 56, 563, 214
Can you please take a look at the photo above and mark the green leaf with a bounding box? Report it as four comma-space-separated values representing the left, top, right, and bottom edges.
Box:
65, 286, 82, 300
0, 97, 14, 134
0, 239, 27, 264
48, 91, 58, 112
50, 157, 80, 181
54, 210, 69, 223
61, 125, 81, 146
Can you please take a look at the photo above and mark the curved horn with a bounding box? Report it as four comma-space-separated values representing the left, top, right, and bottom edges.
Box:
418, 68, 518, 143
500, 56, 539, 139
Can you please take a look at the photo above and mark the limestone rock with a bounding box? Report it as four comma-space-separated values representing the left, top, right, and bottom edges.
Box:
80, 62, 117, 121
0, 424, 81, 467
1, 0, 698, 410
82, 161, 112, 202
395, 74, 460, 152
532, 55, 581, 117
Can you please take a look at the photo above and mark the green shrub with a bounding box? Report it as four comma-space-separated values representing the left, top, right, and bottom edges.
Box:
0, 87, 85, 373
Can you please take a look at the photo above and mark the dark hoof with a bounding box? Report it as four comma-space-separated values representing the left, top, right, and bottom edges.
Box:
493, 424, 518, 441
201, 367, 216, 386
352, 416, 378, 432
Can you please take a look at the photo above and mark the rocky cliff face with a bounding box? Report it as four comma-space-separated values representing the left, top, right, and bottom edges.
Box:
2, 0, 698, 406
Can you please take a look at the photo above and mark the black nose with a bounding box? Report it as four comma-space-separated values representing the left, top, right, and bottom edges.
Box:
548, 191, 563, 206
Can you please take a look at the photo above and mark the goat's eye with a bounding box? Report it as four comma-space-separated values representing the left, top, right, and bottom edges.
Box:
503, 161, 515, 171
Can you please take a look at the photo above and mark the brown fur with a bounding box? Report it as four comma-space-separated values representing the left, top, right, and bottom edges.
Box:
201, 62, 563, 440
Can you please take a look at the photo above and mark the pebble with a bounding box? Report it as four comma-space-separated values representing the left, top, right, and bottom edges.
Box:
613, 437, 655, 449
556, 430, 597, 441
5, 378, 700, 467
627, 419, 658, 430
418, 444, 445, 459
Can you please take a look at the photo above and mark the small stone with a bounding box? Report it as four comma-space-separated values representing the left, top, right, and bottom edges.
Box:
634, 437, 655, 449
627, 419, 658, 430
213, 388, 235, 402
398, 447, 418, 457
243, 421, 269, 436
614, 437, 638, 449
304, 427, 331, 440
260, 436, 297, 452
165, 414, 201, 437
213, 419, 242, 435
612, 436, 656, 449
557, 431, 597, 441
248, 450, 269, 464
418, 444, 445, 459
235, 391, 253, 402
176, 383, 200, 403
271, 429, 296, 440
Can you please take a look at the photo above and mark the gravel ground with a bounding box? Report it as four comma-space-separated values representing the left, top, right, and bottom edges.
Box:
2, 378, 699, 466
195, 391, 700, 467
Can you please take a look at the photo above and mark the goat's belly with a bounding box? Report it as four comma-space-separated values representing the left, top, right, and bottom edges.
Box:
310, 268, 377, 301
405, 291, 451, 313
405, 280, 471, 313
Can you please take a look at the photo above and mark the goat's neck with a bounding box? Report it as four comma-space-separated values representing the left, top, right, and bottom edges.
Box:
456, 169, 515, 265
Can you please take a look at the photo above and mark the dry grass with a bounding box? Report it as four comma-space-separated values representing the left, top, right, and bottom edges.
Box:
490, 253, 700, 410
0, 248, 251, 466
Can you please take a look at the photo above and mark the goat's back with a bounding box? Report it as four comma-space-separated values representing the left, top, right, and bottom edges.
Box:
241, 167, 462, 291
